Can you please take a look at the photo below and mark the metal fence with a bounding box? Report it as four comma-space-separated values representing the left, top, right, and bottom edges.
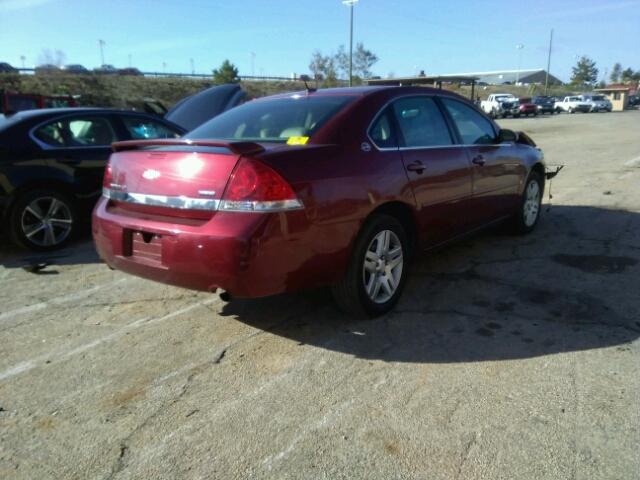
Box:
12, 68, 348, 84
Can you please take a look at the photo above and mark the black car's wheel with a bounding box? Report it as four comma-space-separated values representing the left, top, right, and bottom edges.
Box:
332, 214, 409, 318
10, 189, 76, 251
511, 171, 543, 235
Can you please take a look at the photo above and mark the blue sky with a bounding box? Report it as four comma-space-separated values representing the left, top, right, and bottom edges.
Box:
1, 0, 638, 81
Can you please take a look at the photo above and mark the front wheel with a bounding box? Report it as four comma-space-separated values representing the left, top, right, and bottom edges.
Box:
10, 189, 76, 251
511, 172, 543, 234
331, 214, 409, 318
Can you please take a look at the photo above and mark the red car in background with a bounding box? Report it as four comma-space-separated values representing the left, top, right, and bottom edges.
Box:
1, 90, 77, 114
518, 98, 538, 116
93, 86, 546, 317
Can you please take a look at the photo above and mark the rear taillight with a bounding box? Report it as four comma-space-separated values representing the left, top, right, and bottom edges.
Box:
103, 162, 113, 188
220, 158, 303, 212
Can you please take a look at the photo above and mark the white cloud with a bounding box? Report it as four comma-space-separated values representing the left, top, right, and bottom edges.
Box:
0, 0, 58, 12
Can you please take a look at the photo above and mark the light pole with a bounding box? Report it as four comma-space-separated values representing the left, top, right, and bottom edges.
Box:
342, 0, 358, 87
515, 44, 524, 84
20, 55, 26, 69
98, 39, 106, 66
190, 58, 195, 75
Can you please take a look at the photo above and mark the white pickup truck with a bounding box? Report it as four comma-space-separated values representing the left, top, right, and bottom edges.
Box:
480, 94, 520, 118
554, 96, 591, 114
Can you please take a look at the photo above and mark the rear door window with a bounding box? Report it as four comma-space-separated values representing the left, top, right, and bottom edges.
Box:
34, 116, 116, 147
121, 116, 181, 139
390, 96, 453, 148
440, 98, 496, 145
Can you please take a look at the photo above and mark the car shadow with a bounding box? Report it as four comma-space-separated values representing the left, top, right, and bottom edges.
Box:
0, 231, 100, 271
220, 205, 640, 363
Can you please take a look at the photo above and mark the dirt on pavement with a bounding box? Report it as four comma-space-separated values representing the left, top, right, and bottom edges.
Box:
1, 110, 639, 480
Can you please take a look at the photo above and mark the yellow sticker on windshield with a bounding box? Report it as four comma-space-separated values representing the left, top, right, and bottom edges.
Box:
286, 136, 309, 145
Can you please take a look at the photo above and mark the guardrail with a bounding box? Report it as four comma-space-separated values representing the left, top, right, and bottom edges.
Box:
11, 68, 348, 84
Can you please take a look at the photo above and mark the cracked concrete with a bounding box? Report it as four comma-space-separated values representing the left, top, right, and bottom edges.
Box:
1, 111, 639, 479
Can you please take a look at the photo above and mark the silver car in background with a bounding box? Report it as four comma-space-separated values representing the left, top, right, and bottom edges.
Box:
580, 94, 612, 112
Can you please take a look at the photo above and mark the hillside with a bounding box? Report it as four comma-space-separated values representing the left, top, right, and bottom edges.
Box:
0, 73, 304, 111
0, 73, 576, 112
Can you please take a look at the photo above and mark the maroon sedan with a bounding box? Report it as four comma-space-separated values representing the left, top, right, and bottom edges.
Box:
518, 98, 539, 116
93, 86, 546, 317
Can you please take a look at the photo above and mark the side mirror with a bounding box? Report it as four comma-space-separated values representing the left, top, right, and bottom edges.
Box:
498, 129, 518, 143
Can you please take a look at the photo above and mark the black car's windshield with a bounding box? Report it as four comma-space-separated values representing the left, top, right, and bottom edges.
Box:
186, 94, 356, 143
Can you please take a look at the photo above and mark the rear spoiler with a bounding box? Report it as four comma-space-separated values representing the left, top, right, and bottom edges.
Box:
111, 139, 265, 156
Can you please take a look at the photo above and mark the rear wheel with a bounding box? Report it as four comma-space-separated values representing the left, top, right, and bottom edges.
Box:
10, 189, 76, 251
331, 214, 409, 318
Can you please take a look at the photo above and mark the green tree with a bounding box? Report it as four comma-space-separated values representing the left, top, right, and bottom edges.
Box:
610, 62, 622, 83
571, 56, 598, 86
621, 67, 635, 82
212, 60, 239, 84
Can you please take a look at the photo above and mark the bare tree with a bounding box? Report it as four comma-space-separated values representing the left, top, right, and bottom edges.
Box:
38, 48, 66, 67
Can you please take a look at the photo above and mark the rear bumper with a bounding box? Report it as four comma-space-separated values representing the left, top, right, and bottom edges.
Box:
92, 197, 334, 297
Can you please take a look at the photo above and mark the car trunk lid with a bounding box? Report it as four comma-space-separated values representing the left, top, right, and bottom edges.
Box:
104, 139, 264, 218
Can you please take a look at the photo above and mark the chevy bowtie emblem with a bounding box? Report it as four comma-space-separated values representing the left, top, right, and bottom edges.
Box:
142, 169, 161, 180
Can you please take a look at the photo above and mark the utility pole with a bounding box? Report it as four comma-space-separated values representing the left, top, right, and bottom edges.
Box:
190, 58, 195, 75
162, 61, 167, 74
515, 44, 524, 84
20, 55, 26, 68
98, 39, 106, 66
342, 0, 358, 87
544, 29, 553, 95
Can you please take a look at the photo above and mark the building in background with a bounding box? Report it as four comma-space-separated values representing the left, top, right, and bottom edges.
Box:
594, 86, 631, 111
438, 69, 562, 86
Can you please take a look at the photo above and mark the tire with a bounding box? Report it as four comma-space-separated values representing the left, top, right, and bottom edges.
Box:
511, 171, 543, 235
331, 214, 409, 318
569, 108, 575, 114
10, 189, 76, 251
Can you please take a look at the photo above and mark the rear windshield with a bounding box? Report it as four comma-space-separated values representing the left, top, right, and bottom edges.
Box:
186, 94, 356, 143
591, 95, 606, 101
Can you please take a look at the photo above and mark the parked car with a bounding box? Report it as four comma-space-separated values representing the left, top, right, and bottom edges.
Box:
554, 96, 591, 113
579, 94, 612, 112
62, 64, 89, 74
0, 84, 247, 250
0, 108, 186, 250
480, 93, 520, 118
0, 62, 18, 73
34, 64, 60, 74
93, 86, 548, 317
93, 64, 118, 74
628, 95, 639, 107
531, 96, 556, 114
118, 67, 143, 76
517, 98, 538, 116
1, 90, 77, 114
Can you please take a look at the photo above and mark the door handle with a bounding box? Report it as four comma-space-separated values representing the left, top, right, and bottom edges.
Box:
406, 161, 426, 174
472, 155, 486, 166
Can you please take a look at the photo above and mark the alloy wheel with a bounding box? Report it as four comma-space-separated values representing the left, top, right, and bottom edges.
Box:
20, 196, 73, 247
523, 180, 540, 227
362, 229, 404, 304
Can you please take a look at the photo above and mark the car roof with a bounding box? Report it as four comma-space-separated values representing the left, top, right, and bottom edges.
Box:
261, 85, 458, 101
5, 107, 165, 120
